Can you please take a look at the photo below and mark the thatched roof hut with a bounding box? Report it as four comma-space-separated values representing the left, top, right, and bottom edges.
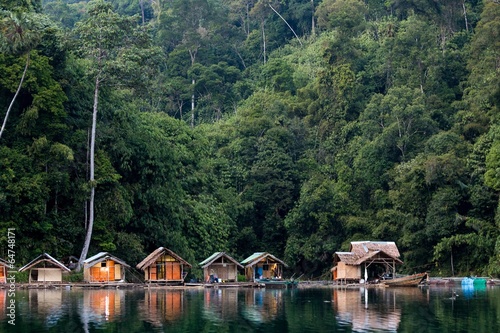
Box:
137, 247, 191, 283
199, 252, 243, 282
331, 241, 403, 283
241, 252, 287, 282
0, 258, 9, 283
19, 253, 70, 283
83, 252, 130, 283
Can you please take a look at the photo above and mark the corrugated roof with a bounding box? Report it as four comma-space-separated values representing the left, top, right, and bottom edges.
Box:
19, 253, 70, 272
199, 252, 243, 268
83, 252, 130, 268
241, 252, 266, 264
136, 247, 192, 270
241, 252, 287, 267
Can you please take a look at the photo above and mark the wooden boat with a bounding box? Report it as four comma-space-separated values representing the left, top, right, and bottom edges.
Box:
381, 273, 428, 287
255, 278, 299, 289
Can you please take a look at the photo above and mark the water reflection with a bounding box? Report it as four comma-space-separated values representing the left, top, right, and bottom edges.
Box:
241, 288, 282, 324
461, 283, 487, 299
140, 289, 184, 327
333, 288, 426, 332
79, 289, 125, 332
82, 289, 124, 322
27, 289, 65, 327
203, 288, 238, 322
3, 286, 499, 332
0, 289, 5, 321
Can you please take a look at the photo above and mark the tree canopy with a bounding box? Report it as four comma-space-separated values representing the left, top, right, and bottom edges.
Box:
0, 0, 499, 278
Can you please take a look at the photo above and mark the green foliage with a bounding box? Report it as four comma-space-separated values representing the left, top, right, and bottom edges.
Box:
0, 0, 498, 279
63, 271, 84, 282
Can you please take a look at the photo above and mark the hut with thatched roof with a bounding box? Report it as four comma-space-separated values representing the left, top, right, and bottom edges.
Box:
137, 247, 191, 283
199, 252, 243, 282
83, 252, 130, 283
331, 241, 403, 284
0, 258, 9, 283
19, 253, 70, 283
241, 252, 287, 282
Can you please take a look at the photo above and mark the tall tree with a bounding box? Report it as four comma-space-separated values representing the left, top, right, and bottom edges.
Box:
73, 0, 142, 270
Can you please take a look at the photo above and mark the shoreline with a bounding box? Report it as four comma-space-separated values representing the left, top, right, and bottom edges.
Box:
2, 277, 499, 290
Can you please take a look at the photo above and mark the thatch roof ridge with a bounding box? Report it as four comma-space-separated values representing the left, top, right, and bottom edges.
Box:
19, 253, 70, 272
350, 241, 400, 258
335, 241, 402, 265
136, 247, 191, 270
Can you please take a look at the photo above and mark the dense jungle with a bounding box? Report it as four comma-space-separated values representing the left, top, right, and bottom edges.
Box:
1, 0, 499, 279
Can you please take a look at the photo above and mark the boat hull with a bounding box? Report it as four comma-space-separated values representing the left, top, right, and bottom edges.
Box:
382, 273, 428, 287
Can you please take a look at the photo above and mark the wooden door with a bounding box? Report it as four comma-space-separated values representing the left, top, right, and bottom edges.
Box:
0, 266, 5, 283
166, 262, 181, 280
149, 266, 157, 281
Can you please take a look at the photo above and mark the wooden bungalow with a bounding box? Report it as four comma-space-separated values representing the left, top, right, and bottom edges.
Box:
199, 252, 243, 282
136, 247, 191, 283
83, 252, 130, 283
241, 252, 287, 282
0, 259, 9, 283
19, 253, 70, 283
331, 241, 403, 284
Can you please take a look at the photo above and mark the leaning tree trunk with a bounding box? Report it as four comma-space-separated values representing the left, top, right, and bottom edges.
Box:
0, 52, 30, 140
77, 74, 99, 271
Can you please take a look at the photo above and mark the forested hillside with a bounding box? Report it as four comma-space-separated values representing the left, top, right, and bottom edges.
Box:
1, 0, 499, 278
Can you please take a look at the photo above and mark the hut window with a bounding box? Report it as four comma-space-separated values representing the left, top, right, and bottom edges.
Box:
263, 264, 269, 271
101, 262, 107, 267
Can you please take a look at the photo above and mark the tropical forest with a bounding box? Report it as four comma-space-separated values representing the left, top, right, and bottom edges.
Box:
1, 0, 499, 280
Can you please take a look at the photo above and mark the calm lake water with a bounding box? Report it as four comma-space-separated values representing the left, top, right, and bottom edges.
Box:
1, 284, 499, 332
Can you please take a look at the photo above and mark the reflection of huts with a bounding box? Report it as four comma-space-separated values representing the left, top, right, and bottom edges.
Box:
0, 258, 8, 283
0, 290, 5, 320
144, 290, 184, 324
334, 289, 401, 331
83, 289, 124, 322
241, 252, 287, 282
242, 289, 281, 323
331, 241, 403, 284
199, 252, 243, 282
203, 289, 238, 321
83, 252, 130, 283
137, 247, 191, 283
19, 253, 70, 283
27, 289, 63, 317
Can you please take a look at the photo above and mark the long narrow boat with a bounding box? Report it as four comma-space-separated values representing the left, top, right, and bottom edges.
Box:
255, 278, 299, 289
381, 273, 428, 287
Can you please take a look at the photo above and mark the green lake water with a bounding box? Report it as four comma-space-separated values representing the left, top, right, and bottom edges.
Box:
1, 285, 499, 332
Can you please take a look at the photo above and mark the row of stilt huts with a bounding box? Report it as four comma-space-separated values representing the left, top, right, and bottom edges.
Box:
0, 248, 288, 284
1, 241, 408, 284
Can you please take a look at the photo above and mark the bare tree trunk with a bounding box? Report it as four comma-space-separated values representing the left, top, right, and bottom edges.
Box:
246, 2, 250, 37
77, 74, 100, 271
269, 5, 302, 46
189, 49, 197, 128
311, 0, 315, 36
463, 2, 469, 33
0, 52, 30, 140
191, 78, 195, 128
262, 20, 266, 64
139, 0, 145, 25
450, 247, 454, 277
